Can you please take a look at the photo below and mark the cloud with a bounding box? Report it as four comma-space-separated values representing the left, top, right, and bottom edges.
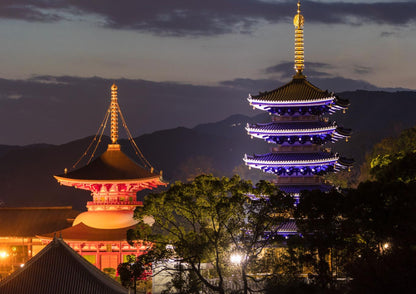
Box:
353, 65, 373, 75
380, 31, 396, 38
0, 1, 415, 36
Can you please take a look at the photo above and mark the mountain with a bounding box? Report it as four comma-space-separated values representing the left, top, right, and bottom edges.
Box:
1, 90, 416, 210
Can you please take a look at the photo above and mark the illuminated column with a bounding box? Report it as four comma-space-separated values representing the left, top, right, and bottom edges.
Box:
110, 83, 119, 144
294, 1, 305, 73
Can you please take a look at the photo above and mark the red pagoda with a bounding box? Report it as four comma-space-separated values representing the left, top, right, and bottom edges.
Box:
38, 84, 166, 271
244, 2, 353, 204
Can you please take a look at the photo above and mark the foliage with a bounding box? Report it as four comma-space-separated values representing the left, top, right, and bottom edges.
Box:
292, 174, 416, 292
293, 189, 348, 290
130, 174, 294, 294
323, 168, 358, 189
359, 126, 416, 182
117, 255, 149, 289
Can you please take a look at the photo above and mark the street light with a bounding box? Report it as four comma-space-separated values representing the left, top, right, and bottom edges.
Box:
230, 253, 243, 265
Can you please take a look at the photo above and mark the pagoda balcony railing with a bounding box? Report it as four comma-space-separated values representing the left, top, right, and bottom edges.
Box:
86, 201, 142, 206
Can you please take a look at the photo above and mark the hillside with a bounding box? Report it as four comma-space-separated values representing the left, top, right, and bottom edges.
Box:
0, 90, 415, 210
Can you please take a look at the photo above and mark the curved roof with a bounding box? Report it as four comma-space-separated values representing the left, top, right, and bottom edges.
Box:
244, 152, 339, 165
0, 237, 127, 294
251, 74, 331, 101
247, 121, 336, 132
56, 145, 161, 181
37, 222, 135, 242
0, 206, 78, 237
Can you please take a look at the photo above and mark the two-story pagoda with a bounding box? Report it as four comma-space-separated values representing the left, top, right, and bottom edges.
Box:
244, 2, 353, 202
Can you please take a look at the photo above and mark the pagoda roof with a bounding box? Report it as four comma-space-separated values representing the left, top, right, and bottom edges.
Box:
0, 206, 78, 237
247, 121, 337, 133
245, 152, 354, 168
37, 222, 135, 242
0, 237, 127, 294
250, 74, 331, 102
56, 145, 163, 183
244, 152, 339, 166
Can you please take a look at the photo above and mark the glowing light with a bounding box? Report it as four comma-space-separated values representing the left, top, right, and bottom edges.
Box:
230, 253, 243, 265
383, 242, 389, 250
0, 251, 8, 258
20, 263, 24, 268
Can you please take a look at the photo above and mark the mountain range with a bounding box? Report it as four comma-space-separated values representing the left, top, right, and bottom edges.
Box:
1, 90, 416, 211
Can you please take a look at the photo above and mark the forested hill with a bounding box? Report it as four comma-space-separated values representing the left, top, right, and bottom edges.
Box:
1, 90, 416, 210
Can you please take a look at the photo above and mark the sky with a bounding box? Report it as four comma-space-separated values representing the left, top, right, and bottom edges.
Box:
1, 0, 416, 145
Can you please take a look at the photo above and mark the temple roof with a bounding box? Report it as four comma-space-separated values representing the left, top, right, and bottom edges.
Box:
56, 145, 161, 182
251, 74, 331, 102
0, 206, 78, 237
37, 222, 135, 242
245, 152, 339, 165
275, 220, 298, 235
0, 237, 127, 294
245, 152, 354, 167
248, 121, 336, 132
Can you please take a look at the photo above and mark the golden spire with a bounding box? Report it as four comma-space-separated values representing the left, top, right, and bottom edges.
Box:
293, 1, 305, 74
110, 83, 119, 144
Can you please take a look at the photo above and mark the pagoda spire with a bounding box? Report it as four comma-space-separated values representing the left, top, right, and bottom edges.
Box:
293, 1, 305, 74
110, 83, 119, 144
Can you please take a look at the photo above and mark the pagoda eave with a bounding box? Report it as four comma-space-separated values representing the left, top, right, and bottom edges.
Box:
54, 175, 166, 192
243, 153, 339, 167
248, 94, 335, 108
246, 126, 337, 136
54, 175, 165, 185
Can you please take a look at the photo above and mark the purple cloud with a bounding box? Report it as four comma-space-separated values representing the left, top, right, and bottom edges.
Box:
0, 1, 415, 36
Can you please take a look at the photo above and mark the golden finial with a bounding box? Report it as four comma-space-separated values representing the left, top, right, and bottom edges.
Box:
293, 1, 305, 74
110, 83, 119, 144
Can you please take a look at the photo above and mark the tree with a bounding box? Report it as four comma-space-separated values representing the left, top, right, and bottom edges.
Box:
359, 126, 416, 182
293, 189, 347, 291
117, 255, 149, 292
129, 175, 294, 294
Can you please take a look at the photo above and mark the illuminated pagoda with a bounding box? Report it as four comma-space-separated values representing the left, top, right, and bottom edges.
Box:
38, 84, 166, 271
244, 1, 353, 202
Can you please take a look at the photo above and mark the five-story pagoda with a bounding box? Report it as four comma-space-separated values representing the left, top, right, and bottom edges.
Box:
244, 2, 353, 201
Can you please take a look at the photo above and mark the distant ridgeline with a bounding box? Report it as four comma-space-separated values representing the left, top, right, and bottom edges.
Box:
0, 90, 416, 208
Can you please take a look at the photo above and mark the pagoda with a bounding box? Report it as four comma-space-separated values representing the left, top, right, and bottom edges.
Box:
38, 84, 166, 271
244, 1, 353, 202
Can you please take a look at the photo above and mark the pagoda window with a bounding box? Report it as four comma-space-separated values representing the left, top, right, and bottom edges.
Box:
119, 197, 125, 202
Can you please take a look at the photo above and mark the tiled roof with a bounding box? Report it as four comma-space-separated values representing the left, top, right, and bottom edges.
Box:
0, 207, 78, 237
37, 222, 134, 242
248, 121, 335, 132
56, 147, 160, 181
245, 152, 338, 164
276, 220, 298, 233
251, 74, 331, 101
0, 237, 127, 294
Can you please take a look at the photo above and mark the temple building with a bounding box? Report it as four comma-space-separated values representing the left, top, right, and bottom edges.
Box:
0, 206, 78, 277
0, 237, 127, 294
244, 1, 353, 202
37, 84, 166, 271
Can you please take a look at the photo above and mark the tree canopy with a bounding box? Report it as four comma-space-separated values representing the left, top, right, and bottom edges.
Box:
129, 174, 294, 294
